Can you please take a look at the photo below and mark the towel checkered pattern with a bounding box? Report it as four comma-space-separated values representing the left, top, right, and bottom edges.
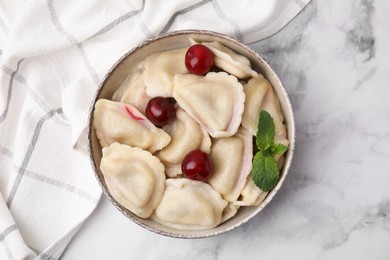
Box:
0, 0, 310, 259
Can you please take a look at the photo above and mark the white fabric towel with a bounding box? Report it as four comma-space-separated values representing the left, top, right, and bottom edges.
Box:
0, 0, 310, 259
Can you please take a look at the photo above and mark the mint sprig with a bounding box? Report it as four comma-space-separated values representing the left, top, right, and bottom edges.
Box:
251, 110, 288, 192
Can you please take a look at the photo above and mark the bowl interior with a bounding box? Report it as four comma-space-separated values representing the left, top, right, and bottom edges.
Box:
88, 30, 295, 238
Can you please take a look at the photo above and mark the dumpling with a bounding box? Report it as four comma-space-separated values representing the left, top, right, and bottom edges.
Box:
151, 179, 228, 230
234, 177, 268, 207
277, 155, 285, 171
144, 48, 188, 97
242, 75, 289, 149
208, 127, 253, 202
100, 143, 165, 218
93, 99, 171, 153
112, 65, 151, 114
173, 72, 245, 138
221, 203, 240, 223
191, 39, 257, 79
241, 75, 270, 135
260, 84, 289, 147
112, 61, 143, 99
156, 108, 211, 177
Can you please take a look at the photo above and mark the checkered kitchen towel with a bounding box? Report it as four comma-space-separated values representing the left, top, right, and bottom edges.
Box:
0, 0, 310, 259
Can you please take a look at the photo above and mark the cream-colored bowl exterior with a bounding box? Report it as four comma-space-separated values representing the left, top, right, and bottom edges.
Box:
88, 30, 295, 238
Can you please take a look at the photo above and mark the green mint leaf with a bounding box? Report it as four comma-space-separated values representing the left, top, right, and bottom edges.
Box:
251, 152, 280, 192
252, 109, 288, 191
261, 148, 273, 158
272, 143, 288, 155
256, 110, 275, 150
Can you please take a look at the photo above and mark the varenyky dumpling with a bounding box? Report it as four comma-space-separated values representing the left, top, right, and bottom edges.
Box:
93, 99, 171, 153
156, 108, 211, 177
100, 143, 165, 218
242, 75, 289, 153
144, 48, 188, 97
151, 179, 228, 230
208, 127, 253, 202
190, 39, 257, 79
112, 63, 151, 114
241, 75, 270, 136
173, 72, 245, 138
234, 177, 268, 207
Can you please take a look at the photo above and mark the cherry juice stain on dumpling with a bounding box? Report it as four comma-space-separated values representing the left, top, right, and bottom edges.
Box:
93, 99, 171, 153
173, 72, 245, 138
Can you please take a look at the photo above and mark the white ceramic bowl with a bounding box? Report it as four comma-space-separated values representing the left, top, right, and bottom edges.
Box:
88, 30, 295, 238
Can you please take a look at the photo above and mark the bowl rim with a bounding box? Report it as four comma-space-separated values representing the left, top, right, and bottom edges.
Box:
87, 29, 295, 239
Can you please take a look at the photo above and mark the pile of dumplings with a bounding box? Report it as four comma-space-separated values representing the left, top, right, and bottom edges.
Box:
93, 38, 289, 230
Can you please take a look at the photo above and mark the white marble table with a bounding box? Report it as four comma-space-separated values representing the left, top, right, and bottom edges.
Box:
62, 1, 390, 259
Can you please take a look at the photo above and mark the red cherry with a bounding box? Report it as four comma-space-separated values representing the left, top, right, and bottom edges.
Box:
185, 44, 214, 75
146, 97, 176, 127
182, 150, 212, 182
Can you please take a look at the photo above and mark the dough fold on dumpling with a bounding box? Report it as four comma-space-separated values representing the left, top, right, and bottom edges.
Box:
221, 203, 240, 223
151, 179, 228, 230
93, 99, 171, 153
100, 143, 165, 218
234, 177, 268, 207
156, 108, 211, 177
190, 39, 257, 79
144, 48, 188, 97
208, 127, 253, 202
173, 72, 245, 138
112, 63, 151, 114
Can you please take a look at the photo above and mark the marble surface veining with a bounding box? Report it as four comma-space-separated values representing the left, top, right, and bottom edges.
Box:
62, 0, 390, 259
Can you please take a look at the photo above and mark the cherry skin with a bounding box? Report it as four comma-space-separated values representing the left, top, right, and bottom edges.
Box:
185, 44, 214, 75
145, 97, 176, 127
182, 150, 212, 182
